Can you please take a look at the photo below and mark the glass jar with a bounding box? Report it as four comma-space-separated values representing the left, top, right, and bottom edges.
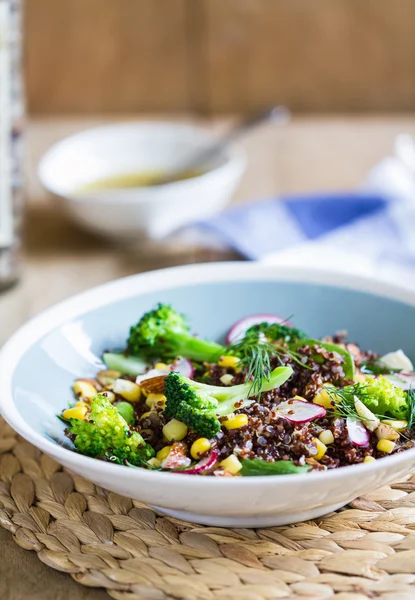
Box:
0, 0, 24, 292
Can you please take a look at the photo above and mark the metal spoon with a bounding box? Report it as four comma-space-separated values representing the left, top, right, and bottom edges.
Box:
153, 105, 290, 186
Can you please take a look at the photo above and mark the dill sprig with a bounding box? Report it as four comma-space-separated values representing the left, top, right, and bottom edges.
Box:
245, 320, 308, 345
325, 384, 389, 422
227, 332, 308, 397
407, 387, 415, 430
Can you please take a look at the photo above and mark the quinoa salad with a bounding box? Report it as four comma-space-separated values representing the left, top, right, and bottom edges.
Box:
60, 304, 415, 477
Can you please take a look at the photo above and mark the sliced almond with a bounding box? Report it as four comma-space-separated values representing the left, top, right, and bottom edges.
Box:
375, 423, 400, 441
140, 375, 166, 394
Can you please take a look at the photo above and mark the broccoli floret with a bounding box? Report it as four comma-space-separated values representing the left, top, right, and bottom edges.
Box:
127, 303, 225, 362
246, 322, 308, 344
164, 366, 293, 438
69, 394, 154, 465
361, 376, 408, 420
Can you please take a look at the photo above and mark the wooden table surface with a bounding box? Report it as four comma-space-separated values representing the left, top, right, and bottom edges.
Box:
1, 114, 415, 600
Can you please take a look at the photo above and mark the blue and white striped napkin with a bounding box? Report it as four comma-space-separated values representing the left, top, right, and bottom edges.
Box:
197, 156, 415, 287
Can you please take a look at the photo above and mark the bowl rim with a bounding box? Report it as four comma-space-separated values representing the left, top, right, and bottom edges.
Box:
37, 120, 247, 203
2, 261, 415, 488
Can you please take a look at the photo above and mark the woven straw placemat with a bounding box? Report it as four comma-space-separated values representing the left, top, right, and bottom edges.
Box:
2, 417, 415, 600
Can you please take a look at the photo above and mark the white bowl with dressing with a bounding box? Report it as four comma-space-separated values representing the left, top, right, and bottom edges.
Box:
38, 122, 246, 240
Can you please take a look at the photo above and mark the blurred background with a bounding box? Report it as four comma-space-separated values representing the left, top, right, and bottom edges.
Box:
26, 0, 415, 115
25, 0, 415, 115
1, 0, 415, 330
1, 3, 415, 597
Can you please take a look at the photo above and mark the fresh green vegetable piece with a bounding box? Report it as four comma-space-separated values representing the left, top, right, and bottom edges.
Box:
127, 303, 225, 362
360, 359, 402, 376
246, 322, 308, 344
327, 377, 409, 421
406, 388, 415, 430
228, 330, 309, 397
292, 339, 355, 380
68, 393, 154, 465
362, 376, 408, 420
325, 383, 383, 421
116, 401, 135, 425
164, 366, 293, 438
240, 458, 311, 476
103, 352, 147, 376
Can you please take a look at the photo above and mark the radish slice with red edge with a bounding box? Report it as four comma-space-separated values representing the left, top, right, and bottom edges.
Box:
172, 357, 194, 378
225, 314, 292, 344
275, 399, 326, 423
173, 449, 219, 475
346, 417, 370, 447
136, 357, 194, 385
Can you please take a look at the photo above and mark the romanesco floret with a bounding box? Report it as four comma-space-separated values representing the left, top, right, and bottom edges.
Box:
164, 366, 293, 438
128, 303, 225, 362
362, 375, 408, 419
69, 394, 154, 465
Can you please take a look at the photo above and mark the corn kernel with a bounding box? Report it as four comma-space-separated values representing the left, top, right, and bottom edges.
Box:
313, 386, 338, 409
377, 439, 396, 454
112, 379, 141, 402
154, 362, 169, 370
75, 400, 88, 408
156, 446, 172, 462
313, 438, 327, 460
382, 419, 408, 431
63, 405, 88, 421
73, 380, 97, 401
163, 419, 188, 442
220, 455, 242, 475
223, 414, 248, 430
364, 455, 376, 463
220, 374, 234, 386
191, 438, 211, 459
218, 355, 240, 369
147, 458, 161, 468
319, 430, 334, 445
146, 393, 166, 409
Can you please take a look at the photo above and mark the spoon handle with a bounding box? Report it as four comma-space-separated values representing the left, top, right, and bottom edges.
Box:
159, 105, 290, 185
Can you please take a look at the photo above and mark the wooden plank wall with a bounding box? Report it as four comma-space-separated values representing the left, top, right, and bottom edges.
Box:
26, 0, 415, 114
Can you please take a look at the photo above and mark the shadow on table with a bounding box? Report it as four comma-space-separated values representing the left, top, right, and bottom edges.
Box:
23, 200, 241, 271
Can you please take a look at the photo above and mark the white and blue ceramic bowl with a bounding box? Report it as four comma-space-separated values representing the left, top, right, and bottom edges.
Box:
1, 263, 415, 527
38, 122, 245, 240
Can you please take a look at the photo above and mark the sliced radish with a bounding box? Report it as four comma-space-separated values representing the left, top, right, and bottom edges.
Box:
172, 357, 194, 378
274, 399, 326, 423
346, 417, 370, 447
136, 357, 194, 385
386, 372, 415, 390
226, 314, 292, 344
173, 450, 219, 475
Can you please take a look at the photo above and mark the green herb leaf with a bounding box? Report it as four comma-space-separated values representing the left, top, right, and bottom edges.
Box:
115, 401, 136, 425
360, 359, 402, 376
245, 321, 308, 344
325, 383, 390, 422
240, 458, 311, 476
227, 332, 308, 398
291, 339, 355, 380
407, 388, 415, 430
